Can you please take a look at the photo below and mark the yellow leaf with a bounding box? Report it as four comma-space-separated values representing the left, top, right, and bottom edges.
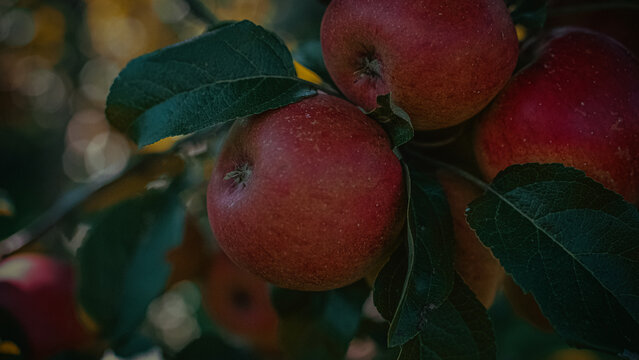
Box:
294, 61, 322, 85
139, 135, 183, 154
516, 24, 527, 42
0, 341, 20, 356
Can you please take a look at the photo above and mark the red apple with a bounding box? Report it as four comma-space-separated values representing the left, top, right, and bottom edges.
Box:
320, 0, 519, 131
203, 252, 279, 352
206, 93, 405, 291
0, 254, 95, 360
437, 170, 504, 308
475, 28, 639, 204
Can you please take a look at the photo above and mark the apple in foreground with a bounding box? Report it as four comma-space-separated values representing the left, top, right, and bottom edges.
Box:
320, 0, 519, 131
437, 170, 504, 308
0, 254, 95, 360
203, 252, 279, 352
474, 28, 639, 204
206, 93, 405, 291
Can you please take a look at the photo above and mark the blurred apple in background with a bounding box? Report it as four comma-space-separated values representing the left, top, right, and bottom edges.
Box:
203, 252, 280, 353
503, 276, 553, 333
0, 254, 96, 360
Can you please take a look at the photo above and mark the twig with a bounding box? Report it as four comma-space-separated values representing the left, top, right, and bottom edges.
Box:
0, 125, 228, 258
184, 0, 219, 27
0, 175, 115, 258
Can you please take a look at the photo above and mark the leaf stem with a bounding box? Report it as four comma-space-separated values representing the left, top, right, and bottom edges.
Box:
184, 0, 219, 27
403, 149, 491, 192
408, 123, 466, 149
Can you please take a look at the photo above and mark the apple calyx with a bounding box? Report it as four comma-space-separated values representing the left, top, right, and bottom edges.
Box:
224, 163, 252, 187
355, 55, 382, 79
231, 288, 253, 310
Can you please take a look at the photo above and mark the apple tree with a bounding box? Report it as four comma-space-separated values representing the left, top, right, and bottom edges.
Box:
1, 0, 638, 359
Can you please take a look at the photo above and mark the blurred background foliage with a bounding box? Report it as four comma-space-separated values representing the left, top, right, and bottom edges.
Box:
0, 0, 326, 240
0, 0, 623, 359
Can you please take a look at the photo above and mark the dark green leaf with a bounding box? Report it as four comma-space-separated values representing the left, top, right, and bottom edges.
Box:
374, 164, 455, 347
77, 181, 186, 341
271, 281, 369, 360
106, 20, 317, 146
398, 275, 496, 360
366, 94, 414, 149
174, 335, 256, 360
373, 240, 408, 322
466, 163, 639, 356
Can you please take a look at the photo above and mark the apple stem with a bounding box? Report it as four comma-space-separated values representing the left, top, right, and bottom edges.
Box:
224, 163, 252, 187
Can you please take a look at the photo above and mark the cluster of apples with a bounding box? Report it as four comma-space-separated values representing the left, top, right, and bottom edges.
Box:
206, 0, 639, 330
206, 0, 517, 294
3, 1, 638, 357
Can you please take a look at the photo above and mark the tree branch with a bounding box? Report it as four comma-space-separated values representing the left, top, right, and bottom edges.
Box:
184, 0, 219, 27
0, 125, 227, 258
